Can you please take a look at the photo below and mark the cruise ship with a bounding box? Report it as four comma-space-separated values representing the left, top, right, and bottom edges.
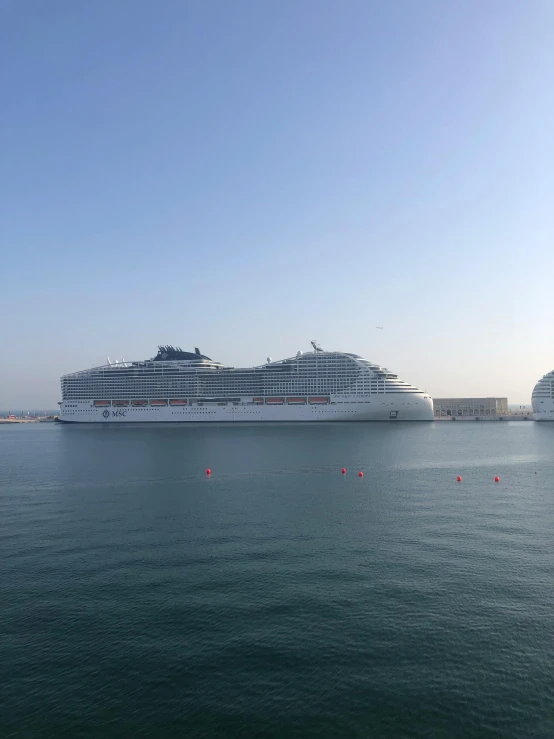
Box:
58, 342, 434, 423
532, 369, 554, 420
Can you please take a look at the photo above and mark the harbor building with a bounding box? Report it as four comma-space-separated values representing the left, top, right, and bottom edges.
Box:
434, 397, 508, 418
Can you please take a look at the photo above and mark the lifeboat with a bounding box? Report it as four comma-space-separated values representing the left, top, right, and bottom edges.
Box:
112, 400, 129, 407
253, 397, 264, 404
93, 400, 111, 407
169, 399, 187, 406
131, 400, 148, 406
287, 397, 307, 405
265, 398, 284, 405
308, 397, 330, 404
149, 399, 168, 406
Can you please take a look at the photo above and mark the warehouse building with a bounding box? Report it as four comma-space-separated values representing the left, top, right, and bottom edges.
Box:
434, 397, 508, 418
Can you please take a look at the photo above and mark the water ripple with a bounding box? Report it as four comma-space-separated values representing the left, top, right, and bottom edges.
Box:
1, 423, 554, 737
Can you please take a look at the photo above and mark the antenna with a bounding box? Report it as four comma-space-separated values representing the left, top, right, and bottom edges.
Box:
311, 340, 322, 352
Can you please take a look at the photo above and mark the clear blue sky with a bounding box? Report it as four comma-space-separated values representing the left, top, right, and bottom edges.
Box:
1, 0, 553, 407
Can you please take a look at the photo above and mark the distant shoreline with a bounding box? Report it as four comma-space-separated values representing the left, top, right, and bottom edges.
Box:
0, 417, 57, 424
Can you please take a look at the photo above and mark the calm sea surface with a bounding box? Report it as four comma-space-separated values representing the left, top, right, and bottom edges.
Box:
1, 422, 554, 738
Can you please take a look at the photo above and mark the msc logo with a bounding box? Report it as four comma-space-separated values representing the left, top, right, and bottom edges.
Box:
101, 409, 127, 419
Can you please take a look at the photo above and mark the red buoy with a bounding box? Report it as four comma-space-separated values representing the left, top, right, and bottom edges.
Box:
206, 468, 211, 475
456, 476, 462, 482
358, 471, 363, 477
494, 476, 500, 483
341, 468, 346, 474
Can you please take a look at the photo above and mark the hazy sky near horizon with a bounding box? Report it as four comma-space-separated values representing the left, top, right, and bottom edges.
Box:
1, 0, 553, 407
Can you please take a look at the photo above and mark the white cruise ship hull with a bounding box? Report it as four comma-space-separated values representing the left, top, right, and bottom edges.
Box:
532, 399, 554, 421
59, 395, 434, 423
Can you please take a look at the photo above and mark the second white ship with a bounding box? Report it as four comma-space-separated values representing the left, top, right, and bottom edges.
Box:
532, 369, 554, 420
59, 342, 434, 423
